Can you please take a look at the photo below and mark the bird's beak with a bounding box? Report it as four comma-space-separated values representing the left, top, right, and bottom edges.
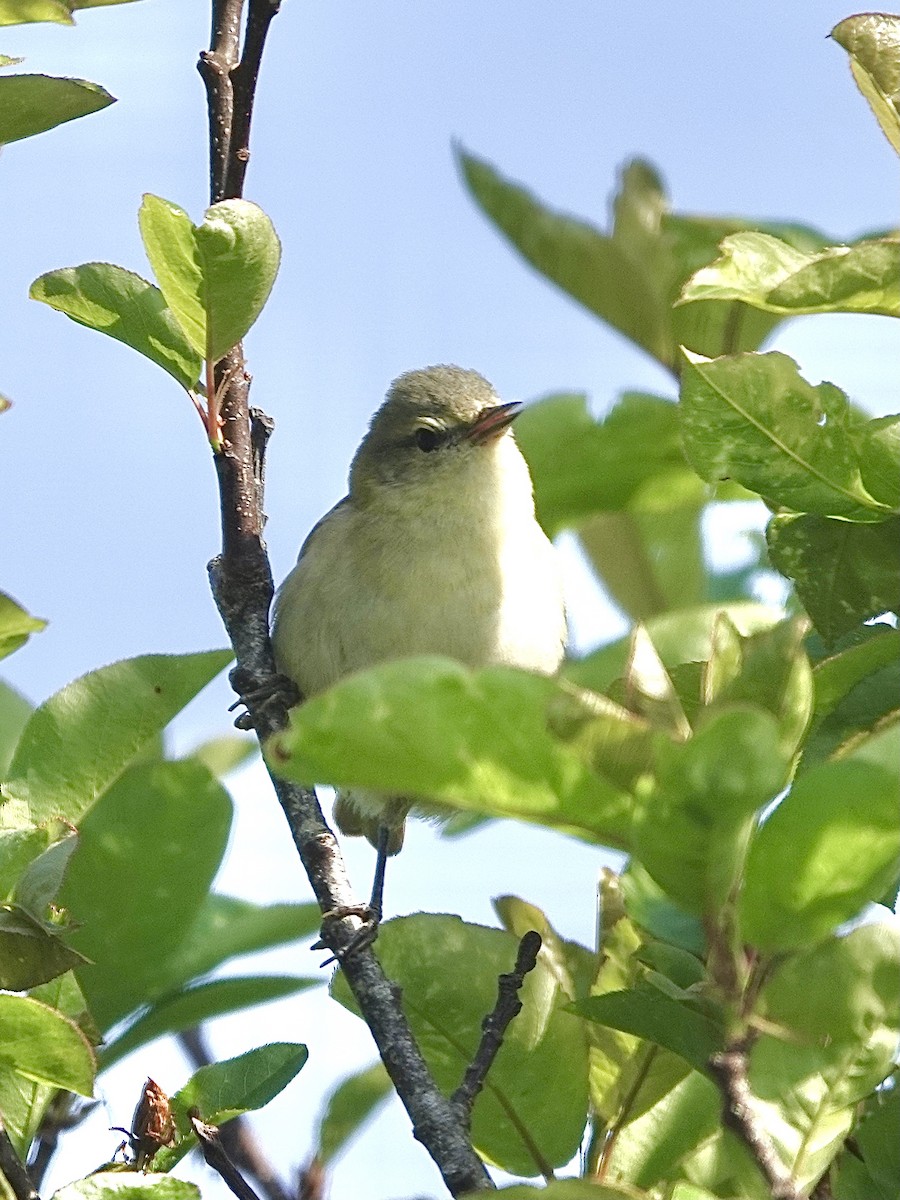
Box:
465, 401, 523, 445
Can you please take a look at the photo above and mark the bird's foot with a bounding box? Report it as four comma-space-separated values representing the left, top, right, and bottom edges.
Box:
312, 904, 381, 966
228, 666, 301, 730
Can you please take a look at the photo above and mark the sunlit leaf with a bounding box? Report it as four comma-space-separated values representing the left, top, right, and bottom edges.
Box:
832, 13, 900, 155
0, 590, 46, 662
30, 264, 203, 390
0, 74, 113, 142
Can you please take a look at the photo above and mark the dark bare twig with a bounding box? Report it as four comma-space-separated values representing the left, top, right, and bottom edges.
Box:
178, 1029, 293, 1200
189, 1112, 263, 1200
0, 1115, 40, 1200
709, 1036, 802, 1200
452, 931, 542, 1125
198, 4, 493, 1195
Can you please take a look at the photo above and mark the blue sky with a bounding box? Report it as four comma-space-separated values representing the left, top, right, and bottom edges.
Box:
2, 2, 899, 1197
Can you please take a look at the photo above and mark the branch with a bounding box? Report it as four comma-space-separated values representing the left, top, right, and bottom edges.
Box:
709, 1037, 803, 1200
0, 1115, 40, 1200
198, 6, 493, 1195
452, 931, 542, 1125
189, 1113, 263, 1200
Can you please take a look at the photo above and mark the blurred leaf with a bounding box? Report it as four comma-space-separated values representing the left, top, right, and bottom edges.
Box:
739, 723, 900, 950
600, 1065, 721, 1189
574, 983, 723, 1073
635, 707, 787, 914
768, 514, 900, 643
0, 590, 46, 662
680, 232, 900, 316
458, 149, 808, 374
0, 993, 94, 1155
30, 971, 99, 1046
315, 1061, 392, 1164
749, 1022, 898, 1191
267, 658, 634, 850
567, 602, 781, 694
332, 913, 589, 1176
680, 350, 894, 520
102, 976, 318, 1069
153, 1043, 308, 1169
813, 627, 900, 717
30, 264, 203, 391
515, 391, 693, 534
1, 650, 232, 826
620, 862, 706, 955
0, 824, 60, 898
493, 894, 597, 1002
852, 1087, 900, 1199
139, 195, 281, 362
188, 735, 256, 778
832, 14, 900, 156
0, 904, 86, 989
58, 759, 233, 1031
53, 1175, 200, 1200
758, 922, 900, 1046
470, 1185, 637, 1199
0, 681, 32, 778
156, 895, 321, 993
14, 829, 76, 914
0, 74, 113, 143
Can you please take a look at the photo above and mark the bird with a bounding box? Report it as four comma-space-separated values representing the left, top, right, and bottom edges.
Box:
271, 365, 566, 918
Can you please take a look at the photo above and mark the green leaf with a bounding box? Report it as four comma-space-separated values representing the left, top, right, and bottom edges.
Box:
152, 1043, 308, 1169
0, 683, 31, 783
768, 514, 900, 643
813, 628, 900, 718
187, 736, 256, 778
14, 829, 76, 914
139, 195, 281, 362
58, 759, 233, 1031
680, 232, 900, 317
332, 914, 590, 1176
514, 391, 695, 535
680, 350, 894, 520
457, 150, 802, 374
0, 904, 87, 989
748, 1025, 897, 1191
566, 602, 782, 695
315, 1062, 392, 1164
52, 1175, 201, 1200
0, 590, 46, 662
853, 1087, 900, 1199
1, 650, 232, 826
832, 14, 900, 156
102, 976, 318, 1069
739, 724, 900, 950
759, 922, 900, 1046
635, 707, 788, 914
0, 0, 72, 24
574, 983, 723, 1074
468, 1185, 637, 1199
620, 861, 706, 955
0, 993, 94, 1154
155, 895, 321, 994
493, 894, 597, 1002
30, 264, 203, 391
0, 74, 113, 144
267, 658, 634, 850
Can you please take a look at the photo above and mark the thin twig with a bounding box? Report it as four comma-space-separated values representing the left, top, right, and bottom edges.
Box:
227, 0, 281, 199
198, 5, 493, 1195
178, 1028, 293, 1200
189, 1113, 264, 1200
0, 1115, 40, 1200
452, 931, 542, 1125
709, 1037, 802, 1200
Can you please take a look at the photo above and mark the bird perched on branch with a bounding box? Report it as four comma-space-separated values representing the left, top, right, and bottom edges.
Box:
272, 365, 566, 917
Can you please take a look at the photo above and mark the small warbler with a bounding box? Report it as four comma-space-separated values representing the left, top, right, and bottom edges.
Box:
272, 365, 566, 912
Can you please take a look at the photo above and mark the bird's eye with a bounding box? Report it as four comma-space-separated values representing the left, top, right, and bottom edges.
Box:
414, 426, 442, 452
